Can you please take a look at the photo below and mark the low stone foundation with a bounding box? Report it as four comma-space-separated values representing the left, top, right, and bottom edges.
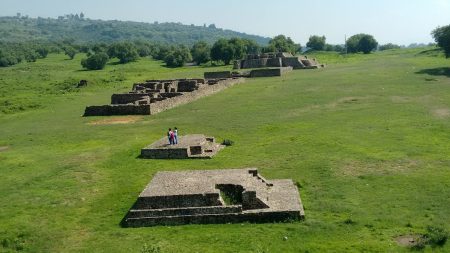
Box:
234, 52, 324, 70
204, 71, 231, 79
84, 78, 244, 116
249, 67, 293, 78
122, 168, 305, 227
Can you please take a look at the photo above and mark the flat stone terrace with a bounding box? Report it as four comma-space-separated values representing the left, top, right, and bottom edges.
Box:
140, 134, 224, 159
122, 168, 304, 227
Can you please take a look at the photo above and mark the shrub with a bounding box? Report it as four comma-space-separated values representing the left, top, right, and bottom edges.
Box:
81, 53, 109, 70
379, 43, 401, 51
426, 226, 448, 247
222, 139, 234, 146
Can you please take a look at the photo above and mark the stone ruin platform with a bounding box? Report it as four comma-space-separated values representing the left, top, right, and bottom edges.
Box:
234, 52, 324, 70
83, 78, 244, 116
140, 134, 224, 159
121, 168, 304, 227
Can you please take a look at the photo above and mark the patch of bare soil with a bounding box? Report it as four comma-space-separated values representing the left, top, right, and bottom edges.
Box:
390, 96, 412, 103
432, 108, 450, 119
337, 159, 420, 177
395, 235, 423, 247
87, 116, 143, 125
327, 96, 372, 108
0, 146, 9, 152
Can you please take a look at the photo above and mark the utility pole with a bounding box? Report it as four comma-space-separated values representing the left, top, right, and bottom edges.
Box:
345, 34, 348, 55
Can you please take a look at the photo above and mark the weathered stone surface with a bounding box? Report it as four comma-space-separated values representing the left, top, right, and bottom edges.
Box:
204, 71, 231, 79
84, 104, 151, 116
141, 134, 224, 159
235, 52, 323, 70
122, 168, 305, 227
249, 67, 293, 78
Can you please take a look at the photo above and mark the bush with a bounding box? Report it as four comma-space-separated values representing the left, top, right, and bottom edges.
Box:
379, 43, 401, 51
81, 53, 109, 70
426, 226, 448, 247
222, 139, 234, 146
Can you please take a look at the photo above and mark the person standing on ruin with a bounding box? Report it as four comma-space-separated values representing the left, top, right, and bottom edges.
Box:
174, 127, 178, 144
167, 128, 173, 145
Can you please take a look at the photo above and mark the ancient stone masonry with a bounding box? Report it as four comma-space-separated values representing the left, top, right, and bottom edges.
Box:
84, 78, 244, 116
141, 134, 224, 159
234, 52, 324, 70
249, 67, 293, 78
121, 168, 305, 227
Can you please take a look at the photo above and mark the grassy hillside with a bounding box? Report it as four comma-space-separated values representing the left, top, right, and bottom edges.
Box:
0, 16, 270, 45
0, 48, 450, 252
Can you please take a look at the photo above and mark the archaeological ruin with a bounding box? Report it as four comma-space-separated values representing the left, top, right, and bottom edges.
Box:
141, 134, 224, 159
234, 52, 324, 70
83, 77, 244, 116
121, 168, 304, 227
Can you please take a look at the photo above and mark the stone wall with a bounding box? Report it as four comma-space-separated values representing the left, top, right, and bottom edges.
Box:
133, 193, 222, 209
204, 71, 231, 79
84, 78, 244, 116
140, 147, 190, 159
148, 78, 245, 115
84, 104, 151, 116
124, 210, 303, 227
177, 80, 199, 92
249, 67, 292, 78
111, 93, 150, 104
282, 57, 306, 69
126, 205, 243, 218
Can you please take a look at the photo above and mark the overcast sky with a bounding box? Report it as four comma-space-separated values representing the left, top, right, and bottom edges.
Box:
1, 0, 450, 45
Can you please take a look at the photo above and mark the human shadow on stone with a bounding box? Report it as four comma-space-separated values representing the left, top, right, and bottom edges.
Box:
415, 67, 450, 78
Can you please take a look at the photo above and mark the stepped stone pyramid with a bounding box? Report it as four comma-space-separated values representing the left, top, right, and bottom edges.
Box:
122, 168, 304, 227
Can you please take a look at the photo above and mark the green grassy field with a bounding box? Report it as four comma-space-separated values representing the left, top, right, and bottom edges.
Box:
0, 49, 449, 252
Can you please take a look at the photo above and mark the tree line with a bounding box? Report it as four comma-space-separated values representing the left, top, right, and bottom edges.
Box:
2, 26, 449, 69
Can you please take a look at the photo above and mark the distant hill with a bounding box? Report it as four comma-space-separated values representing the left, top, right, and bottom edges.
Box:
0, 15, 270, 45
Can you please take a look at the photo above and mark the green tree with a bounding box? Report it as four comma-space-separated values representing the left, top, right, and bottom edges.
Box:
35, 46, 49, 58
432, 25, 450, 58
81, 52, 109, 70
228, 38, 246, 60
347, 34, 378, 54
306, 35, 326, 51
107, 42, 139, 64
164, 46, 192, 67
211, 38, 233, 64
266, 35, 300, 54
242, 38, 261, 54
64, 47, 77, 60
191, 41, 211, 64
